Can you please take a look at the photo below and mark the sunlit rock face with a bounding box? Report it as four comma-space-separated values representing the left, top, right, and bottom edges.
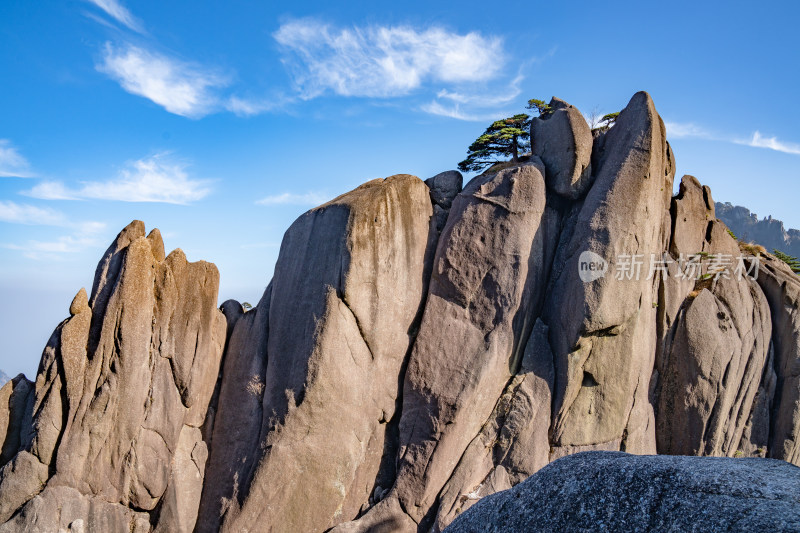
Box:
0, 221, 226, 533
2, 92, 799, 533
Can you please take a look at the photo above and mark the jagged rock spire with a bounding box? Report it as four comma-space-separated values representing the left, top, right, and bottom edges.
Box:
1, 92, 799, 533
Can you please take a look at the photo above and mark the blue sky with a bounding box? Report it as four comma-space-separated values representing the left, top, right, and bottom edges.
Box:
1, 0, 798, 377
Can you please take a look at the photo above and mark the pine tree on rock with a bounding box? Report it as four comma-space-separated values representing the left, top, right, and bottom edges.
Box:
458, 114, 531, 172
774, 249, 800, 273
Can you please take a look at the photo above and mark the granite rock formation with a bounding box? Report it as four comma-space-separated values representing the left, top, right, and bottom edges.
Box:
1, 92, 799, 532
0, 222, 226, 532
717, 201, 800, 258
446, 451, 800, 532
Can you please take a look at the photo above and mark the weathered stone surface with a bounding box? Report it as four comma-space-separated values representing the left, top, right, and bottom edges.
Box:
656, 274, 772, 456
669, 174, 715, 258
0, 221, 226, 531
68, 288, 88, 317
656, 175, 714, 382
219, 175, 436, 533
0, 451, 49, 523
543, 91, 672, 455
425, 171, 463, 232
0, 486, 150, 533
739, 344, 776, 458
337, 159, 557, 531
197, 291, 271, 532
531, 97, 594, 199
425, 170, 463, 210
753, 253, 800, 464
154, 426, 208, 533
433, 319, 554, 530
656, 205, 774, 459
0, 375, 34, 467
446, 452, 800, 532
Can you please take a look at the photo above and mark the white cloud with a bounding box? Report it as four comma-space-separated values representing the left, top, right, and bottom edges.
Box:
664, 121, 714, 139
3, 235, 104, 260
738, 131, 800, 155
419, 101, 512, 122
0, 201, 106, 259
0, 201, 106, 234
665, 121, 800, 157
24, 181, 80, 201
97, 43, 228, 118
0, 201, 66, 226
435, 74, 523, 108
421, 73, 524, 121
224, 95, 291, 117
85, 0, 143, 33
24, 154, 211, 204
256, 191, 328, 206
273, 19, 505, 98
0, 140, 34, 178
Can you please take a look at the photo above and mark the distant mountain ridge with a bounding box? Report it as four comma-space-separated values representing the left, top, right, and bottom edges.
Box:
716, 202, 800, 258
0, 370, 9, 387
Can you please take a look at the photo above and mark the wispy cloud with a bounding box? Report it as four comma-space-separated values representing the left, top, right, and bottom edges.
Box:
97, 43, 228, 118
224, 95, 293, 117
434, 73, 523, 108
0, 201, 67, 226
666, 120, 800, 157
274, 19, 506, 99
2, 235, 105, 260
256, 191, 328, 206
0, 201, 106, 234
420, 72, 523, 122
664, 121, 715, 139
85, 0, 143, 33
736, 131, 800, 155
419, 101, 512, 122
0, 140, 34, 178
21, 181, 79, 201
24, 154, 211, 204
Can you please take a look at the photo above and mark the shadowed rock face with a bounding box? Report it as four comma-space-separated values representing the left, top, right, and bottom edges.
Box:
751, 254, 800, 463
202, 175, 438, 533
446, 452, 800, 532
2, 92, 799, 533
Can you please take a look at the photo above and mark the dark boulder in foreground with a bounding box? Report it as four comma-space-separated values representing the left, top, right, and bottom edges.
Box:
446, 451, 800, 533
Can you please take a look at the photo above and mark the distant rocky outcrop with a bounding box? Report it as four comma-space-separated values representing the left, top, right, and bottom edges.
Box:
717, 201, 800, 258
0, 372, 8, 388
446, 451, 800, 532
1, 92, 799, 532
0, 222, 225, 532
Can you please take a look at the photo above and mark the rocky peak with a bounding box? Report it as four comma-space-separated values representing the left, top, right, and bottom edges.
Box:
716, 201, 800, 259
0, 221, 226, 532
1, 92, 799, 532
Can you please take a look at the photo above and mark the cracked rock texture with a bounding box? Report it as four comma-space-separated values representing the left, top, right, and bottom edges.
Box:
446, 451, 800, 532
2, 92, 799, 532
